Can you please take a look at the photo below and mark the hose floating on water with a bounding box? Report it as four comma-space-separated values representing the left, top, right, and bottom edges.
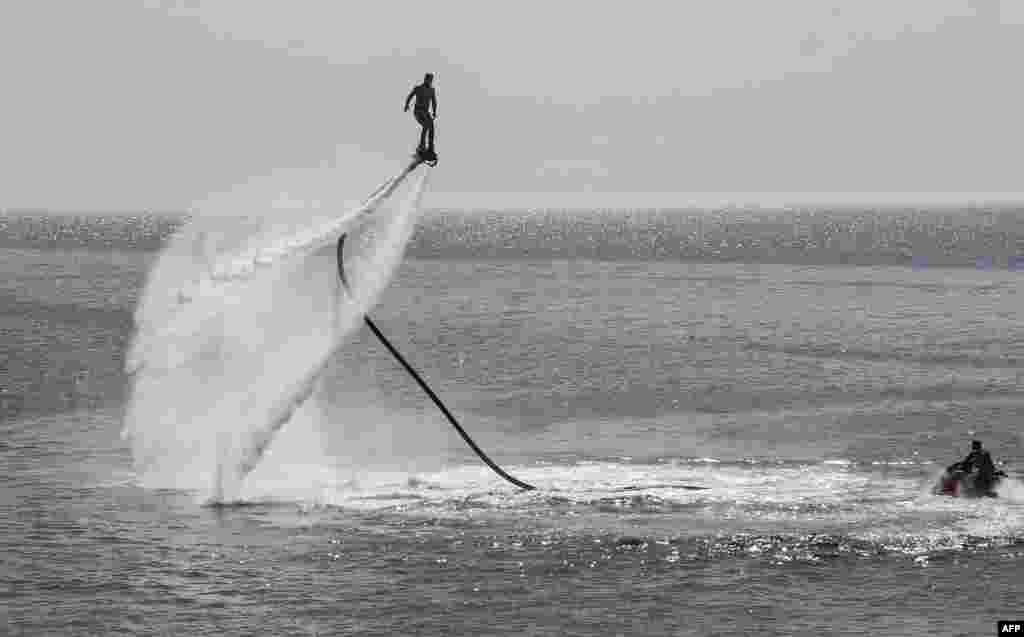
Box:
336, 234, 536, 491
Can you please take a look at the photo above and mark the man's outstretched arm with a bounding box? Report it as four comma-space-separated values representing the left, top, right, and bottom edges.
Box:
431, 91, 437, 118
404, 88, 415, 112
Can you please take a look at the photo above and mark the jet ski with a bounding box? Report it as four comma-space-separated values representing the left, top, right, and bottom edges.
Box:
933, 461, 1007, 498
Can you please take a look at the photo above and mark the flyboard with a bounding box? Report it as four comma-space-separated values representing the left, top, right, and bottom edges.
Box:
416, 147, 438, 167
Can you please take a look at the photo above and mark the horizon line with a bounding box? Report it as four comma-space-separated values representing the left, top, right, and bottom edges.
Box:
4, 192, 1024, 216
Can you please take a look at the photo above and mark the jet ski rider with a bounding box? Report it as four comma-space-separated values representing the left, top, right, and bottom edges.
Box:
957, 439, 996, 491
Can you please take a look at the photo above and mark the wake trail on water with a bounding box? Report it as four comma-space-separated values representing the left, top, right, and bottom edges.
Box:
121, 158, 429, 503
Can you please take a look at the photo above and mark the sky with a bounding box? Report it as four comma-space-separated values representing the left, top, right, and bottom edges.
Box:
1, 0, 1023, 211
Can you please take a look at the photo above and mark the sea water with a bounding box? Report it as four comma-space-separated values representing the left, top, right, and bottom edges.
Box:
2, 206, 1022, 636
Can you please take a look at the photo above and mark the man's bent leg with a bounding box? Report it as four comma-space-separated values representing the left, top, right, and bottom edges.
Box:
415, 110, 431, 150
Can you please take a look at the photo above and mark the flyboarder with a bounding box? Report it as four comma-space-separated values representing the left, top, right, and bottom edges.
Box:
404, 73, 437, 163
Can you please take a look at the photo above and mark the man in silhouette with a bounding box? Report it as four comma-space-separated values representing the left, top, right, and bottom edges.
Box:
958, 439, 997, 492
404, 73, 437, 159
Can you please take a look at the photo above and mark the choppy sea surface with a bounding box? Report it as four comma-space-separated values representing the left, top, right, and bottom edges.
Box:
3, 209, 1023, 636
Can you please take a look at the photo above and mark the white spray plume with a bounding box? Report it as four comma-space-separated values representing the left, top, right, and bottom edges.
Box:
122, 157, 429, 502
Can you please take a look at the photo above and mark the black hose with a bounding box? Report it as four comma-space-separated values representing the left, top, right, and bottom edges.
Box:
337, 235, 536, 491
